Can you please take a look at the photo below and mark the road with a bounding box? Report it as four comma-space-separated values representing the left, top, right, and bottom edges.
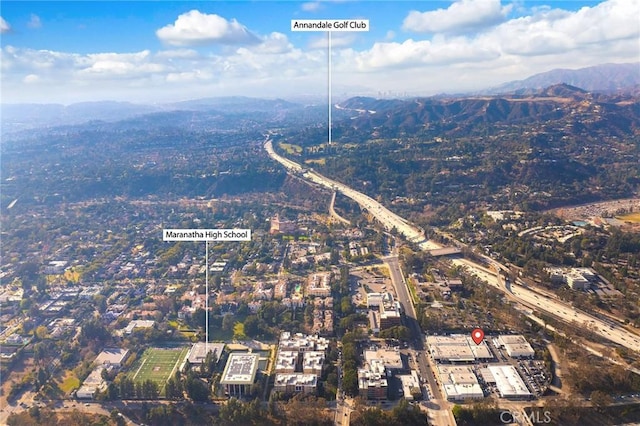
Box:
264, 137, 638, 423
265, 139, 438, 250
383, 255, 455, 426
329, 191, 350, 225
452, 258, 640, 354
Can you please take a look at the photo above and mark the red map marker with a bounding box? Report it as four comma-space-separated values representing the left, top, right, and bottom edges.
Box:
471, 328, 484, 345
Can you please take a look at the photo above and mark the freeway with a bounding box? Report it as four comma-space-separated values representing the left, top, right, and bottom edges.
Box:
265, 139, 437, 250
265, 136, 639, 421
452, 258, 640, 353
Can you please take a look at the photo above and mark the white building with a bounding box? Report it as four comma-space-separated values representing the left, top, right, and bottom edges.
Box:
76, 366, 107, 399
302, 351, 325, 376
275, 351, 298, 374
487, 365, 532, 399
273, 373, 317, 394
187, 342, 225, 366
426, 335, 493, 363
497, 335, 535, 358
358, 359, 388, 400
437, 365, 484, 401
94, 348, 130, 368
220, 353, 260, 397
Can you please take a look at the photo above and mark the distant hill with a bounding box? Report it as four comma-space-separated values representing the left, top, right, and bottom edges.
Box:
0, 97, 306, 136
168, 96, 300, 112
331, 83, 640, 139
489, 63, 640, 94
0, 101, 164, 134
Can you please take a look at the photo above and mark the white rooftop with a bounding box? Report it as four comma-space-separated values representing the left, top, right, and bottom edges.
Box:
220, 353, 260, 385
488, 365, 531, 398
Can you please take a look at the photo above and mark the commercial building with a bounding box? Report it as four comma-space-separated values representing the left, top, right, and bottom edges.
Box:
437, 365, 484, 401
397, 371, 421, 401
220, 353, 260, 397
546, 267, 596, 290
497, 335, 535, 359
426, 335, 493, 363
364, 348, 403, 371
368, 310, 380, 335
379, 301, 402, 330
486, 365, 532, 399
366, 292, 393, 308
358, 359, 388, 400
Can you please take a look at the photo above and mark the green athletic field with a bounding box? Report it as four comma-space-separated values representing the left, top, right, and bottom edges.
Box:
128, 347, 189, 393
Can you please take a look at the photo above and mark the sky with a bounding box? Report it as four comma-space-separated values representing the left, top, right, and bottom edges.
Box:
1, 0, 638, 104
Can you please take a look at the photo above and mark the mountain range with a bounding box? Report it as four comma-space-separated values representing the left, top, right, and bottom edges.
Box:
1, 62, 638, 136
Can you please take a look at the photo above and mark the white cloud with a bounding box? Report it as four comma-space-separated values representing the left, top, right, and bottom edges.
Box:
23, 74, 39, 84
352, 36, 500, 70
309, 32, 356, 49
301, 2, 322, 12
251, 32, 294, 55
28, 14, 42, 29
155, 49, 199, 60
2, 0, 639, 103
156, 10, 259, 46
0, 16, 11, 33
403, 0, 511, 34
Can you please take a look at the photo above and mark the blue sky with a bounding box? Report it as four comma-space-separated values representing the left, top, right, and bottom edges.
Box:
1, 1, 638, 103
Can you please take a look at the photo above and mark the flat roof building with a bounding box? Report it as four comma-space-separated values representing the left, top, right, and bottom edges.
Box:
77, 366, 107, 399
187, 342, 225, 366
274, 373, 317, 394
302, 351, 325, 377
307, 272, 332, 297
437, 365, 483, 401
220, 353, 260, 397
497, 335, 535, 358
358, 359, 388, 400
94, 348, 130, 367
426, 335, 493, 363
124, 319, 155, 334
278, 332, 329, 353
379, 302, 402, 330
275, 351, 298, 374
487, 365, 532, 400
397, 371, 421, 401
364, 348, 403, 371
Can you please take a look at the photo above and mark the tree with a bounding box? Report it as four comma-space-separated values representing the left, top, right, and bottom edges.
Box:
342, 368, 358, 396
222, 314, 235, 333
243, 315, 261, 338
185, 375, 209, 402
142, 379, 159, 399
